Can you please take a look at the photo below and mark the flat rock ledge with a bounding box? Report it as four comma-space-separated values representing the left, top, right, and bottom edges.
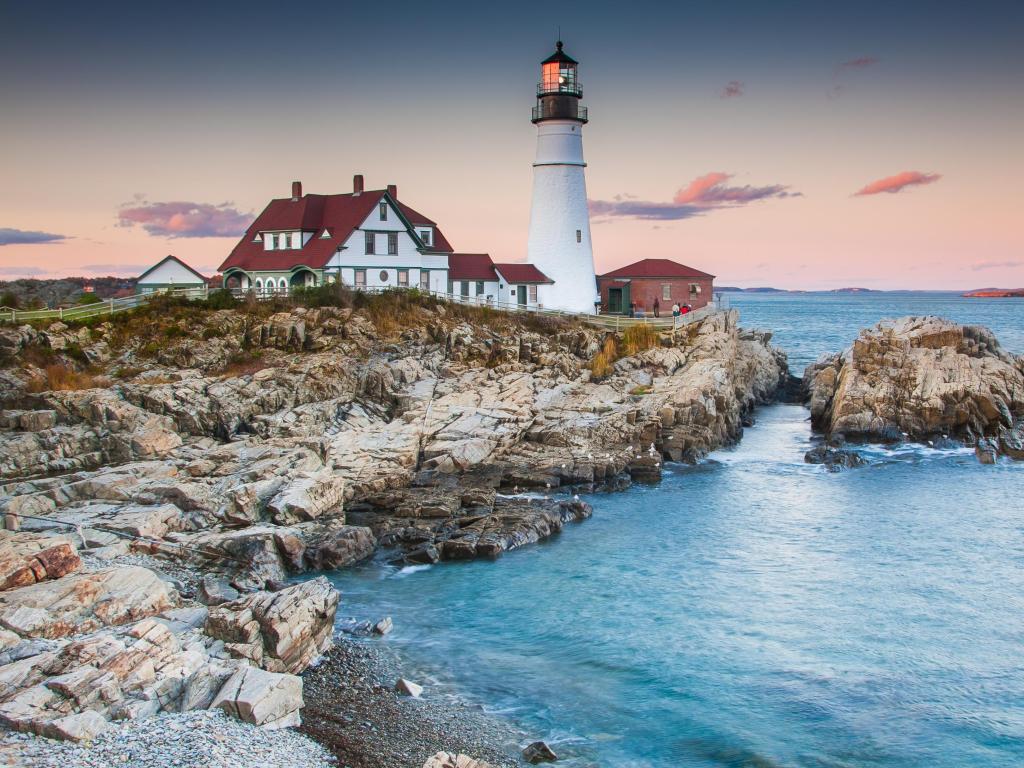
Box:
804, 316, 1024, 459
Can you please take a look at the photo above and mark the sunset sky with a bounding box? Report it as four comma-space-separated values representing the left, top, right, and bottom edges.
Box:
2, 0, 1022, 290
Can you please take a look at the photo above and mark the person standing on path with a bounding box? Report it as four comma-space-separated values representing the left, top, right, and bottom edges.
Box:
653, 298, 660, 317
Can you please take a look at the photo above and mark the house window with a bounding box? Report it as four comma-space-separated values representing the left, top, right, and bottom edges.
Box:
689, 283, 700, 296
662, 284, 672, 301
388, 232, 398, 255
278, 278, 287, 292
529, 285, 538, 303
354, 269, 366, 288
448, 279, 454, 294
475, 281, 484, 296
365, 232, 375, 254
379, 202, 387, 221
379, 270, 389, 283
254, 278, 263, 292
460, 281, 469, 297
420, 270, 430, 290
419, 229, 431, 245
398, 269, 409, 287
576, 229, 582, 243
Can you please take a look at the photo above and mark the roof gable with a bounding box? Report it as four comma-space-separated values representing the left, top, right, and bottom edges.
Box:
599, 258, 715, 280
138, 255, 207, 284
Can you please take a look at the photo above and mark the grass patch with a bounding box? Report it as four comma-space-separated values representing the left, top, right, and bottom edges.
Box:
621, 323, 659, 356
26, 364, 105, 392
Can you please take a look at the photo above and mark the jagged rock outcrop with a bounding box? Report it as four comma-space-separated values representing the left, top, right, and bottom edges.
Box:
804, 316, 1024, 455
423, 752, 493, 768
204, 576, 338, 674
0, 579, 330, 739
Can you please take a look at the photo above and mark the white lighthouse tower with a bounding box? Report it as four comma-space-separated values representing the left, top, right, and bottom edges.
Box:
526, 41, 598, 314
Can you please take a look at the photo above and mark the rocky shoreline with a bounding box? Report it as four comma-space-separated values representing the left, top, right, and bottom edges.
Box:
2, 294, 1022, 765
0, 292, 788, 765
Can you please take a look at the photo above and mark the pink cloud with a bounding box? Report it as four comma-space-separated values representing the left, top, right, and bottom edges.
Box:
854, 171, 942, 197
590, 172, 800, 220
118, 200, 251, 238
674, 172, 798, 205
721, 80, 744, 98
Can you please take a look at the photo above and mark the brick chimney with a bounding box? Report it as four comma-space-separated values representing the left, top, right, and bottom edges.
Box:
353, 174, 364, 195
387, 184, 397, 199
291, 181, 302, 200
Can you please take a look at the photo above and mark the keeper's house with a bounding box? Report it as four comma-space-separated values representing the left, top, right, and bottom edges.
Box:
136, 255, 208, 294
219, 176, 456, 295
219, 176, 552, 309
597, 258, 715, 314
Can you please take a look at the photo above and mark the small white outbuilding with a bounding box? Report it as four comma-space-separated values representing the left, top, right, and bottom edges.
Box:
136, 255, 208, 294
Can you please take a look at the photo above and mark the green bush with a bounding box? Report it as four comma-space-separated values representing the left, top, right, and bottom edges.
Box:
76, 292, 103, 305
203, 289, 238, 310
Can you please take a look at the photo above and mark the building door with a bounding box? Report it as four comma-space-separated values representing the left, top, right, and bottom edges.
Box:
516, 285, 527, 306
608, 288, 622, 314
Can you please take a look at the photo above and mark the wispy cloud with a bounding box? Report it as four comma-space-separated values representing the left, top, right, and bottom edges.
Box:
118, 199, 251, 238
837, 56, 880, 72
590, 172, 801, 221
0, 228, 68, 246
854, 171, 942, 196
970, 260, 1024, 272
0, 265, 52, 276
721, 80, 744, 98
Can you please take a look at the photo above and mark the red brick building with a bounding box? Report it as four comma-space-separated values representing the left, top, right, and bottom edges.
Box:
597, 258, 715, 314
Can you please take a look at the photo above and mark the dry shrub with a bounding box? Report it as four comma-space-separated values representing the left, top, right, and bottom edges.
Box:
217, 352, 269, 379
26, 364, 102, 392
621, 323, 659, 356
590, 336, 618, 380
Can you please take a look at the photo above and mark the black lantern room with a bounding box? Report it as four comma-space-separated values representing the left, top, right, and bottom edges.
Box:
532, 41, 588, 124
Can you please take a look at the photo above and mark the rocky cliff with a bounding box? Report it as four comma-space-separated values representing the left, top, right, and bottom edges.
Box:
0, 293, 787, 742
804, 316, 1024, 458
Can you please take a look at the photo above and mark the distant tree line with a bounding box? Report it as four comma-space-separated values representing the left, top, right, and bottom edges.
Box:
0, 277, 137, 309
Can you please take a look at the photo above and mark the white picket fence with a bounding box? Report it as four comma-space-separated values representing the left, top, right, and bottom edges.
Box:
0, 287, 209, 324
1, 283, 716, 332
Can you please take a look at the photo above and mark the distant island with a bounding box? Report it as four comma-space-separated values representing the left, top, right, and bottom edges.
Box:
962, 288, 1024, 298
830, 287, 880, 293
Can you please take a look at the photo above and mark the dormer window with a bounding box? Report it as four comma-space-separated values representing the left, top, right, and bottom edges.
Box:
379, 202, 387, 221
419, 229, 432, 246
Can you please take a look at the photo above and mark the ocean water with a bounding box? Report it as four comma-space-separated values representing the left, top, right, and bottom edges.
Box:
326, 293, 1024, 767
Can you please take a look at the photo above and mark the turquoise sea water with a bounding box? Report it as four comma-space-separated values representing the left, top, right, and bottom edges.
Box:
327, 293, 1024, 767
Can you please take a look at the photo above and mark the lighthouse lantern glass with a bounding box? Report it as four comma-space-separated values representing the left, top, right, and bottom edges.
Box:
542, 61, 577, 93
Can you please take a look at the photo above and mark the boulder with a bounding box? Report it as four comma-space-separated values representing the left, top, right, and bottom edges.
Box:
41, 709, 110, 742
267, 470, 344, 525
522, 741, 558, 763
423, 753, 493, 768
394, 678, 423, 697
804, 445, 866, 471
204, 577, 338, 674
300, 523, 376, 571
210, 665, 303, 729
0, 532, 80, 591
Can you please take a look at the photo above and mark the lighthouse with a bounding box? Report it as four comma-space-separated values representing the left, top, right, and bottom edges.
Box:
526, 41, 598, 314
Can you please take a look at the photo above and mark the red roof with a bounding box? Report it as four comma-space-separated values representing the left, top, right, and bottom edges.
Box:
494, 263, 553, 284
219, 190, 454, 273
449, 253, 498, 281
599, 258, 715, 280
